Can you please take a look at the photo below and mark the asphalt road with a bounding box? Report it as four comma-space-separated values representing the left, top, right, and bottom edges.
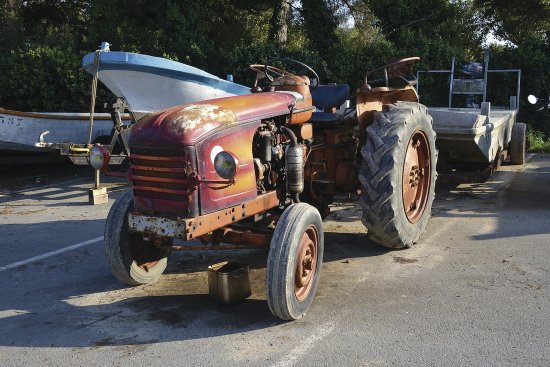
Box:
0, 156, 549, 366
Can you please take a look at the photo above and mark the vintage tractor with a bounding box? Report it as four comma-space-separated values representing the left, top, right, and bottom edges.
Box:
93, 57, 437, 320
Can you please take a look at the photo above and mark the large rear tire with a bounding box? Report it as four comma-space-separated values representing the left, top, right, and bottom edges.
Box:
510, 122, 526, 165
359, 102, 437, 249
266, 203, 324, 320
104, 190, 169, 285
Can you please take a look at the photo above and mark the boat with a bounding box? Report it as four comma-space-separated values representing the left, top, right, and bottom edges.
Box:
82, 47, 251, 113
0, 108, 120, 163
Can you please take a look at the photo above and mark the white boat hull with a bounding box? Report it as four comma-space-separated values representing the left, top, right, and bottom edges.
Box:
82, 51, 250, 113
97, 69, 240, 112
0, 109, 117, 154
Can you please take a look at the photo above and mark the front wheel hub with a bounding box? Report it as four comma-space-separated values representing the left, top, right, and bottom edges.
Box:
294, 225, 318, 301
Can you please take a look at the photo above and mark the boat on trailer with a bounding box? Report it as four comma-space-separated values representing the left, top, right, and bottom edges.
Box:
0, 108, 123, 164
82, 45, 251, 113
0, 44, 250, 164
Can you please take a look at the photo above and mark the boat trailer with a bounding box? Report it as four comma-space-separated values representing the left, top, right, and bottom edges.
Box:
35, 98, 134, 166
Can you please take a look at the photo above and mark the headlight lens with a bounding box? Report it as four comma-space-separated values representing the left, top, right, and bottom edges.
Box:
89, 145, 110, 171
214, 151, 237, 179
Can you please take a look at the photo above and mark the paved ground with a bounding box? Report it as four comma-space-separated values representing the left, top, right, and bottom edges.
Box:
0, 155, 549, 367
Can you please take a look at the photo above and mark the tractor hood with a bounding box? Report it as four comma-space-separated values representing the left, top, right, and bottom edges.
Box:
130, 92, 297, 147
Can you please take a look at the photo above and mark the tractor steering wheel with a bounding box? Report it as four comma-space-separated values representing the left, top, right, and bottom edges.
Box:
249, 64, 293, 82
249, 58, 320, 91
366, 57, 420, 78
385, 57, 420, 78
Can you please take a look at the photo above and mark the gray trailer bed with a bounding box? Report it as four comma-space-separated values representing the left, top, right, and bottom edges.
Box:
429, 105, 517, 164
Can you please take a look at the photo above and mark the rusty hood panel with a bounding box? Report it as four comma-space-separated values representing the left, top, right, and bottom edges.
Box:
131, 93, 296, 147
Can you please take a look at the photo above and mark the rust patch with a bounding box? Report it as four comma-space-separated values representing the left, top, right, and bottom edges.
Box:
168, 104, 236, 135
129, 190, 280, 241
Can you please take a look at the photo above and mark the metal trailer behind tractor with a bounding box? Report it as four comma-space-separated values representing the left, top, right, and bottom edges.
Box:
92, 57, 441, 320
417, 56, 526, 182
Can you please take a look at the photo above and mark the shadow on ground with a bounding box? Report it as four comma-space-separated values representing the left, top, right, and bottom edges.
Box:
433, 156, 550, 240
1, 156, 547, 348
0, 216, 386, 349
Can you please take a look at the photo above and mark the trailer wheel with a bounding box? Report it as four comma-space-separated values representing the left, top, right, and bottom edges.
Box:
104, 190, 169, 285
510, 122, 526, 165
359, 102, 437, 249
266, 203, 324, 320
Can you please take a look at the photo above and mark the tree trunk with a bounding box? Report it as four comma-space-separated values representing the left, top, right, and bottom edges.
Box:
269, 0, 290, 51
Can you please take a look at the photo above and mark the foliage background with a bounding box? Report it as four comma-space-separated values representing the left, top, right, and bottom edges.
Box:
0, 0, 548, 134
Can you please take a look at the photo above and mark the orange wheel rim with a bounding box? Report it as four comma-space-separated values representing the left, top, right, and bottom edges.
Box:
294, 225, 318, 301
402, 130, 431, 223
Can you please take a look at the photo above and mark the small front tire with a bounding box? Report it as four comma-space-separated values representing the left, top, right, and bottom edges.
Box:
266, 203, 324, 321
104, 190, 169, 286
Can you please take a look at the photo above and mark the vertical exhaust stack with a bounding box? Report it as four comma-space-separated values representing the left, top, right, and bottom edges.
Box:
281, 127, 304, 202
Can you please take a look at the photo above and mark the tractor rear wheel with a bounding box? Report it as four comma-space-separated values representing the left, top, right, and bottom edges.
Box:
104, 190, 170, 285
359, 102, 437, 249
266, 203, 324, 320
510, 122, 526, 165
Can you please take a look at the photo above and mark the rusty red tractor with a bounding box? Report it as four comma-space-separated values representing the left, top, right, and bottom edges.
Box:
97, 57, 437, 320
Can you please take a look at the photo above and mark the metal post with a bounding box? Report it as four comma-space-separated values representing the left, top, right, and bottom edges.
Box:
87, 42, 110, 146
483, 49, 490, 103
94, 169, 100, 189
448, 57, 455, 108
516, 70, 521, 111
89, 169, 108, 205
416, 71, 420, 99
87, 50, 100, 146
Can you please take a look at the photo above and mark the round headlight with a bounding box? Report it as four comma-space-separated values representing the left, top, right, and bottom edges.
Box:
214, 151, 238, 179
89, 145, 110, 171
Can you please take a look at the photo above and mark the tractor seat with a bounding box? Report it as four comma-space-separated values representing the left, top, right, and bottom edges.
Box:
310, 84, 350, 124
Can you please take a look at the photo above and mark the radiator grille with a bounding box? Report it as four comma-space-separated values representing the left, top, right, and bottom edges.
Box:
130, 148, 194, 203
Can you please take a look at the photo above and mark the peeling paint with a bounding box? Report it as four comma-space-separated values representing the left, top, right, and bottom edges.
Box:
131, 93, 298, 146
167, 104, 237, 136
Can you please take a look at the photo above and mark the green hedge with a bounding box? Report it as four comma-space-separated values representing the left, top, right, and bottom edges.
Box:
0, 46, 111, 112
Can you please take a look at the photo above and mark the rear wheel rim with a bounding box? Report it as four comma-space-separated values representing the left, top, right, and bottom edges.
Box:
402, 130, 431, 223
294, 225, 318, 302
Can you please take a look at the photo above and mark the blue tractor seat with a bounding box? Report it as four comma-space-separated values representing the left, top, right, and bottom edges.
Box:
310, 84, 350, 123
311, 84, 350, 109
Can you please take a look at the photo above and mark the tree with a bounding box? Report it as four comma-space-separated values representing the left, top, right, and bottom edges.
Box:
474, 0, 550, 45
301, 0, 340, 59
269, 0, 291, 50
0, 0, 23, 52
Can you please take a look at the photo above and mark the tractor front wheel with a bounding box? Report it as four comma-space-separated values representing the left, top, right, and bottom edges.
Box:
266, 203, 324, 320
359, 102, 437, 249
104, 190, 169, 285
